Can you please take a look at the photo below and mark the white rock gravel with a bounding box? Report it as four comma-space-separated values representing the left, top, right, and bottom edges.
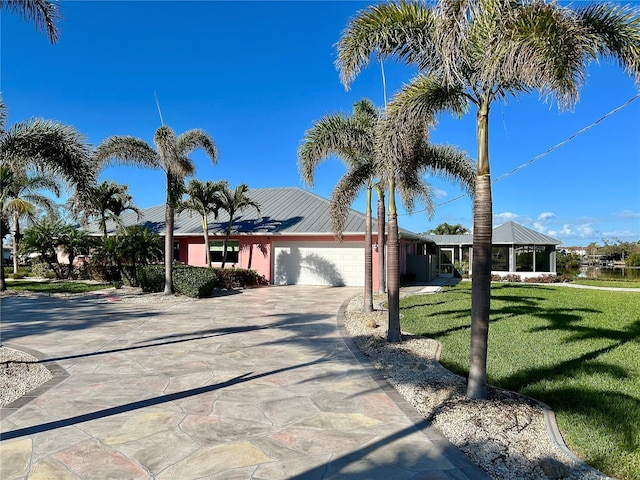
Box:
0, 347, 52, 408
0, 286, 614, 479
344, 293, 613, 480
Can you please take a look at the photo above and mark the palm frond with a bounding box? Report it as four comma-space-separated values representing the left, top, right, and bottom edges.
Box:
0, 118, 94, 193
0, 0, 62, 43
336, 1, 435, 89
95, 136, 158, 169
177, 129, 219, 164
329, 163, 374, 239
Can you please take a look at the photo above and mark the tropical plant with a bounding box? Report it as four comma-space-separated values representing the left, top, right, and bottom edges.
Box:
336, 0, 640, 399
375, 113, 475, 342
0, 0, 62, 43
298, 98, 384, 313
213, 182, 260, 269
0, 97, 94, 289
68, 180, 140, 237
426, 222, 470, 235
177, 179, 222, 266
19, 220, 94, 279
95, 125, 218, 294
1, 167, 62, 274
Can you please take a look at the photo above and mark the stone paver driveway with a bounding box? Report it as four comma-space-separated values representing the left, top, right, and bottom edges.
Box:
0, 285, 488, 479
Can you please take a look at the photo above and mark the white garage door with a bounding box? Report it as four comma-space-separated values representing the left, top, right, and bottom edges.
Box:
273, 242, 365, 286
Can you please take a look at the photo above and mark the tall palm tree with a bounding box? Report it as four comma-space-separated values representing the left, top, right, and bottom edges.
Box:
336, 0, 640, 399
0, 98, 93, 290
0, 0, 62, 43
214, 182, 260, 269
298, 99, 384, 313
1, 166, 61, 274
375, 113, 475, 342
177, 178, 222, 266
95, 125, 218, 294
68, 180, 140, 238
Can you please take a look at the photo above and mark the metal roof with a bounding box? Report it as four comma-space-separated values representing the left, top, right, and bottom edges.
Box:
425, 221, 561, 246
85, 186, 424, 239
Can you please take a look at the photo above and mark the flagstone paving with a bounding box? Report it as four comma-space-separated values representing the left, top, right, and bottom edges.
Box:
1, 285, 489, 479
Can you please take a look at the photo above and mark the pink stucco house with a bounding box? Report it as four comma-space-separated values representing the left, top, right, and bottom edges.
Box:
101, 187, 430, 287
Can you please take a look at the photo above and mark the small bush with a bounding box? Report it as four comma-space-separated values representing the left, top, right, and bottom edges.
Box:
213, 268, 260, 289
173, 265, 218, 298
502, 274, 522, 283
87, 264, 121, 282
626, 253, 640, 267
138, 265, 165, 293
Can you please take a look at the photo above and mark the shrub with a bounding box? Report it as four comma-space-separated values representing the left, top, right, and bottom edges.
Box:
138, 265, 165, 293
626, 253, 640, 267
173, 265, 219, 298
87, 264, 121, 282
213, 268, 261, 289
502, 274, 522, 283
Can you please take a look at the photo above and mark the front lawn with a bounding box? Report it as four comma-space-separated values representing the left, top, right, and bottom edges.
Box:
3, 280, 112, 294
400, 282, 640, 480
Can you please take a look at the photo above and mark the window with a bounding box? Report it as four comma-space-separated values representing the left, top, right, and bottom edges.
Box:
173, 242, 181, 262
209, 240, 239, 264
516, 246, 534, 272
491, 246, 509, 271
535, 245, 552, 272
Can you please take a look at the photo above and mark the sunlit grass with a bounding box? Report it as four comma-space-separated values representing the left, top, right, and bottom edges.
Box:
400, 283, 640, 480
573, 278, 640, 289
4, 280, 111, 294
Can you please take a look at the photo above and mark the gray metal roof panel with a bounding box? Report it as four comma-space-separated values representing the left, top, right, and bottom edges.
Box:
424, 221, 560, 245
87, 187, 392, 237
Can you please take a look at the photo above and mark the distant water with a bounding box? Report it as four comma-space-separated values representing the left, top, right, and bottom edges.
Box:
563, 266, 640, 280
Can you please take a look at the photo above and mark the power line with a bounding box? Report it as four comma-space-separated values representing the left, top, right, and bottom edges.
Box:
400, 94, 640, 214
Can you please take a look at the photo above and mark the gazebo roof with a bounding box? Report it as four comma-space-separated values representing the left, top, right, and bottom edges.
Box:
425, 221, 561, 246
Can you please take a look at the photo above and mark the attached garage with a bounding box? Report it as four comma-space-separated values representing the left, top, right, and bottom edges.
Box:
273, 241, 365, 286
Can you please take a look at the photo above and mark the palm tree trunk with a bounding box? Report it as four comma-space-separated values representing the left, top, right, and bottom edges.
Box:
222, 219, 232, 269
0, 218, 6, 291
364, 186, 373, 313
164, 197, 175, 295
467, 99, 492, 400
202, 216, 211, 266
386, 178, 401, 343
376, 186, 386, 294
12, 215, 20, 274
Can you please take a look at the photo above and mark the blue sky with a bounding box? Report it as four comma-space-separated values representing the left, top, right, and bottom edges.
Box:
2, 0, 639, 247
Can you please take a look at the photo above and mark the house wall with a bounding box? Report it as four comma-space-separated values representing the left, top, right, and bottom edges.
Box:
177, 234, 384, 285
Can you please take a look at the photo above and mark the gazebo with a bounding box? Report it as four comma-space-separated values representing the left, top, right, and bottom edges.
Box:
424, 221, 561, 279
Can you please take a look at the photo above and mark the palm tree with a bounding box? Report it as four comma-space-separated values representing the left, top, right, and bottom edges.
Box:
95, 125, 218, 294
0, 0, 62, 43
298, 99, 383, 313
177, 179, 222, 266
427, 222, 470, 235
0, 98, 93, 290
68, 180, 140, 238
336, 0, 640, 399
1, 166, 62, 274
375, 113, 475, 342
214, 182, 260, 269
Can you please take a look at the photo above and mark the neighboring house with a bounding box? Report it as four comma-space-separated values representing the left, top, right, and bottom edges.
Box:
424, 222, 561, 279
89, 187, 431, 287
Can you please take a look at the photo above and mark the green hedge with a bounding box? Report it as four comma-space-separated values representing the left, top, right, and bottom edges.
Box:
173, 265, 219, 298
137, 265, 262, 297
138, 265, 165, 293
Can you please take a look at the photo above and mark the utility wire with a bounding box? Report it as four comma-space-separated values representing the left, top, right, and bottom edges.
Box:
400, 94, 640, 214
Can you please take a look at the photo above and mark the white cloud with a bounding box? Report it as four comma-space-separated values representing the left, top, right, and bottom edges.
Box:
616, 210, 640, 219
576, 224, 595, 237
433, 187, 448, 199
537, 212, 555, 222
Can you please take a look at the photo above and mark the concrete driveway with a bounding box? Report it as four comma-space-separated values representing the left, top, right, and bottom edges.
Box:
0, 285, 488, 479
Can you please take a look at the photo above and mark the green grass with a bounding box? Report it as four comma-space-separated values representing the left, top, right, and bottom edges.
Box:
573, 278, 640, 289
400, 283, 640, 480
4, 280, 112, 294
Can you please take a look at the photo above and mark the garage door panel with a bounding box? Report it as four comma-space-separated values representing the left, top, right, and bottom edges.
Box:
273, 242, 364, 286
